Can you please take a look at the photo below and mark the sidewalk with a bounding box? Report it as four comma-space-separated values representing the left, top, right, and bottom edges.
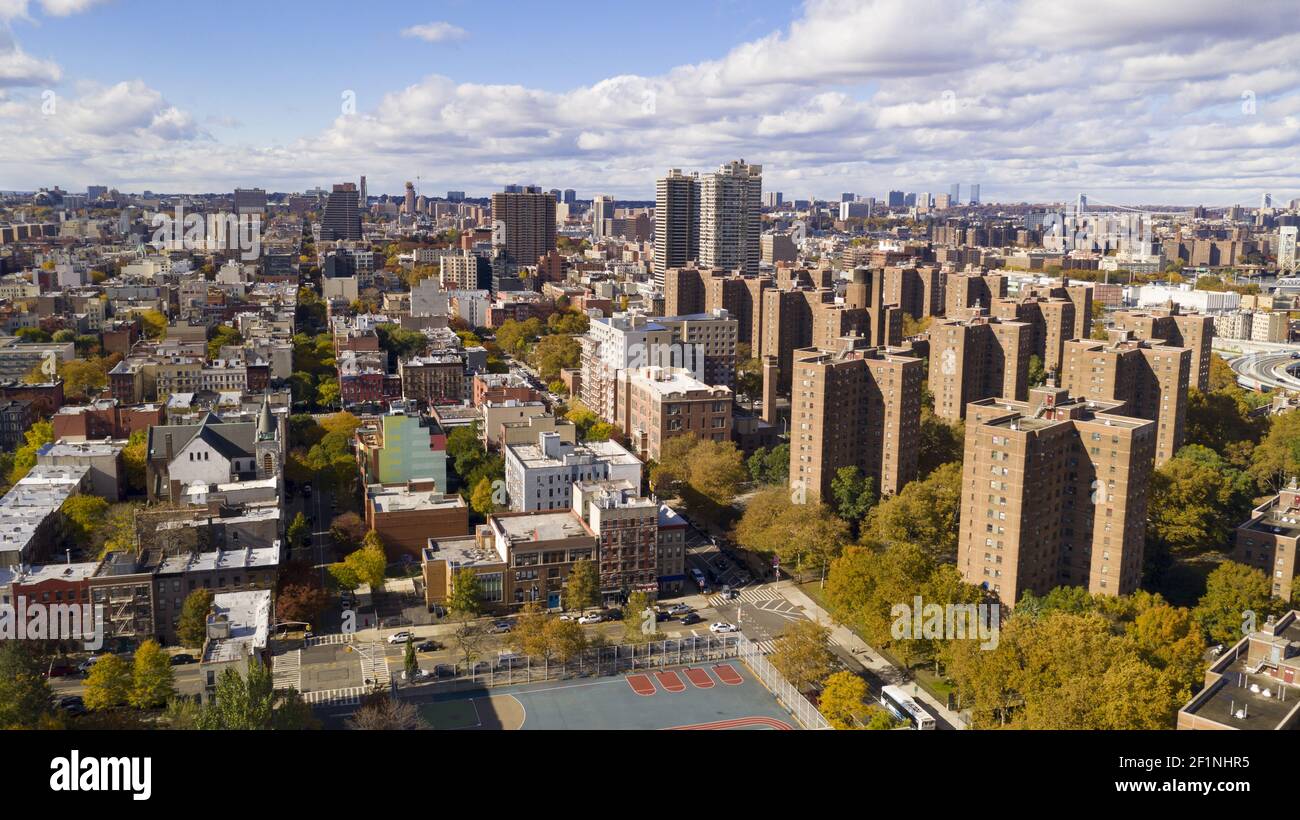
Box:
774, 580, 968, 730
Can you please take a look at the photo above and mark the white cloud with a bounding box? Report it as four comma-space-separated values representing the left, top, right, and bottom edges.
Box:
400, 21, 467, 43
2, 0, 1299, 202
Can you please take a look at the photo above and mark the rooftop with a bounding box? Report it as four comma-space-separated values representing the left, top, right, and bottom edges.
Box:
201, 589, 272, 665
491, 511, 592, 545
424, 534, 505, 568
368, 484, 464, 514
156, 541, 282, 575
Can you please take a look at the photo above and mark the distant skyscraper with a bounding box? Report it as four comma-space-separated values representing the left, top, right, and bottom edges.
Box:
904, 193, 917, 207
1263, 193, 1273, 210
591, 195, 615, 243
359, 176, 367, 210
404, 181, 416, 215
1280, 226, 1298, 273
887, 190, 905, 208
840, 193, 855, 203
490, 188, 557, 266
700, 160, 762, 276
447, 191, 465, 202
563, 189, 576, 205
949, 183, 960, 204
763, 191, 783, 209
654, 169, 701, 287
87, 185, 107, 201
322, 183, 362, 240
969, 183, 981, 205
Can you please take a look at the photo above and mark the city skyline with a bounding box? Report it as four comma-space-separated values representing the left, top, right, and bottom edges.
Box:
0, 0, 1298, 204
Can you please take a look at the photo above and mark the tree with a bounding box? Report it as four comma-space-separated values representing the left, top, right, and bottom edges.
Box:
447, 567, 483, 617
770, 620, 835, 692
545, 617, 588, 662
734, 486, 849, 578
452, 618, 487, 670
287, 512, 311, 552
61, 494, 110, 545
97, 502, 139, 557
58, 357, 110, 401
511, 601, 554, 659
862, 461, 963, 563
622, 591, 660, 643
470, 477, 500, 516
1249, 410, 1300, 493
404, 635, 419, 681
917, 409, 964, 479
8, 420, 53, 484
347, 690, 427, 730
819, 670, 870, 729
1147, 449, 1249, 558
276, 584, 329, 626
1027, 354, 1047, 387
531, 334, 581, 382
130, 639, 175, 709
329, 512, 365, 551
163, 697, 202, 729
564, 559, 600, 613
0, 642, 54, 729
331, 536, 387, 590
121, 428, 147, 494
829, 466, 875, 530
84, 654, 132, 711
1193, 562, 1275, 646
178, 588, 215, 648
196, 660, 318, 730
139, 309, 168, 340
207, 325, 243, 360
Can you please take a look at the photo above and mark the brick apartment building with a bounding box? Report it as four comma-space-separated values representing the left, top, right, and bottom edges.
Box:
928, 313, 1032, 421
957, 384, 1157, 603
788, 337, 923, 500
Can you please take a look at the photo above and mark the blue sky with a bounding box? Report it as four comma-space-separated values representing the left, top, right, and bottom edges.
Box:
2, 0, 1299, 204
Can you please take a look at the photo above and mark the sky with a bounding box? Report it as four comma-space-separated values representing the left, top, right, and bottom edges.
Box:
1, 0, 1298, 205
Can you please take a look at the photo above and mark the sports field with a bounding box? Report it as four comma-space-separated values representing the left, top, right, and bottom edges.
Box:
413, 660, 797, 730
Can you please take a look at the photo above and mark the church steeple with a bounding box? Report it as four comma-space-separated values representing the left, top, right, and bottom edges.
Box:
256, 393, 274, 441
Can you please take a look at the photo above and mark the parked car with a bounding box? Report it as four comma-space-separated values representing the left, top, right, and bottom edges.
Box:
170, 653, 197, 665
46, 661, 77, 678
416, 640, 441, 653
387, 631, 414, 645
428, 604, 447, 618
601, 608, 623, 621
56, 695, 86, 716
77, 655, 101, 676
709, 622, 738, 634
667, 603, 693, 615
577, 613, 603, 624
401, 669, 431, 683
680, 612, 703, 625
488, 620, 512, 634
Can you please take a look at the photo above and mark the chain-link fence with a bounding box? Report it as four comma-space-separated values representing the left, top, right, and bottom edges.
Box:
735, 633, 833, 730
395, 631, 834, 730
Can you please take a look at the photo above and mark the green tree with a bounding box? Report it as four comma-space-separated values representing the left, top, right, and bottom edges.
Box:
331, 535, 387, 590
1027, 354, 1047, 387
511, 601, 555, 660
287, 512, 311, 552
829, 466, 876, 529
862, 461, 962, 563
196, 660, 317, 730
918, 409, 964, 479
404, 635, 418, 681
207, 325, 243, 360
734, 486, 849, 578
0, 642, 54, 729
130, 639, 176, 709
1148, 448, 1249, 557
178, 588, 215, 648
545, 617, 588, 661
1193, 562, 1275, 646
770, 620, 835, 692
121, 428, 147, 494
447, 567, 483, 617
564, 559, 600, 613
84, 654, 133, 711
622, 591, 661, 643
1249, 410, 1300, 493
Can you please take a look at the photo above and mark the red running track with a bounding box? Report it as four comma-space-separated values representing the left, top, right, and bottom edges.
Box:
626, 673, 656, 696
683, 667, 714, 689
655, 670, 686, 692
665, 716, 793, 730
712, 663, 743, 685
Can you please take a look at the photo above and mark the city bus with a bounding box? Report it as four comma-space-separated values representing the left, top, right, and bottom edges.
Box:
880, 685, 937, 730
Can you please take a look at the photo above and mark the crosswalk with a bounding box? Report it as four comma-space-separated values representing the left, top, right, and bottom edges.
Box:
708, 587, 780, 608
272, 649, 301, 691
358, 645, 391, 688
302, 686, 369, 706
751, 639, 777, 655
306, 633, 353, 647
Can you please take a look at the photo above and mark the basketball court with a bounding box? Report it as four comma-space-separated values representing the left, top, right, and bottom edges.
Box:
412, 660, 797, 730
